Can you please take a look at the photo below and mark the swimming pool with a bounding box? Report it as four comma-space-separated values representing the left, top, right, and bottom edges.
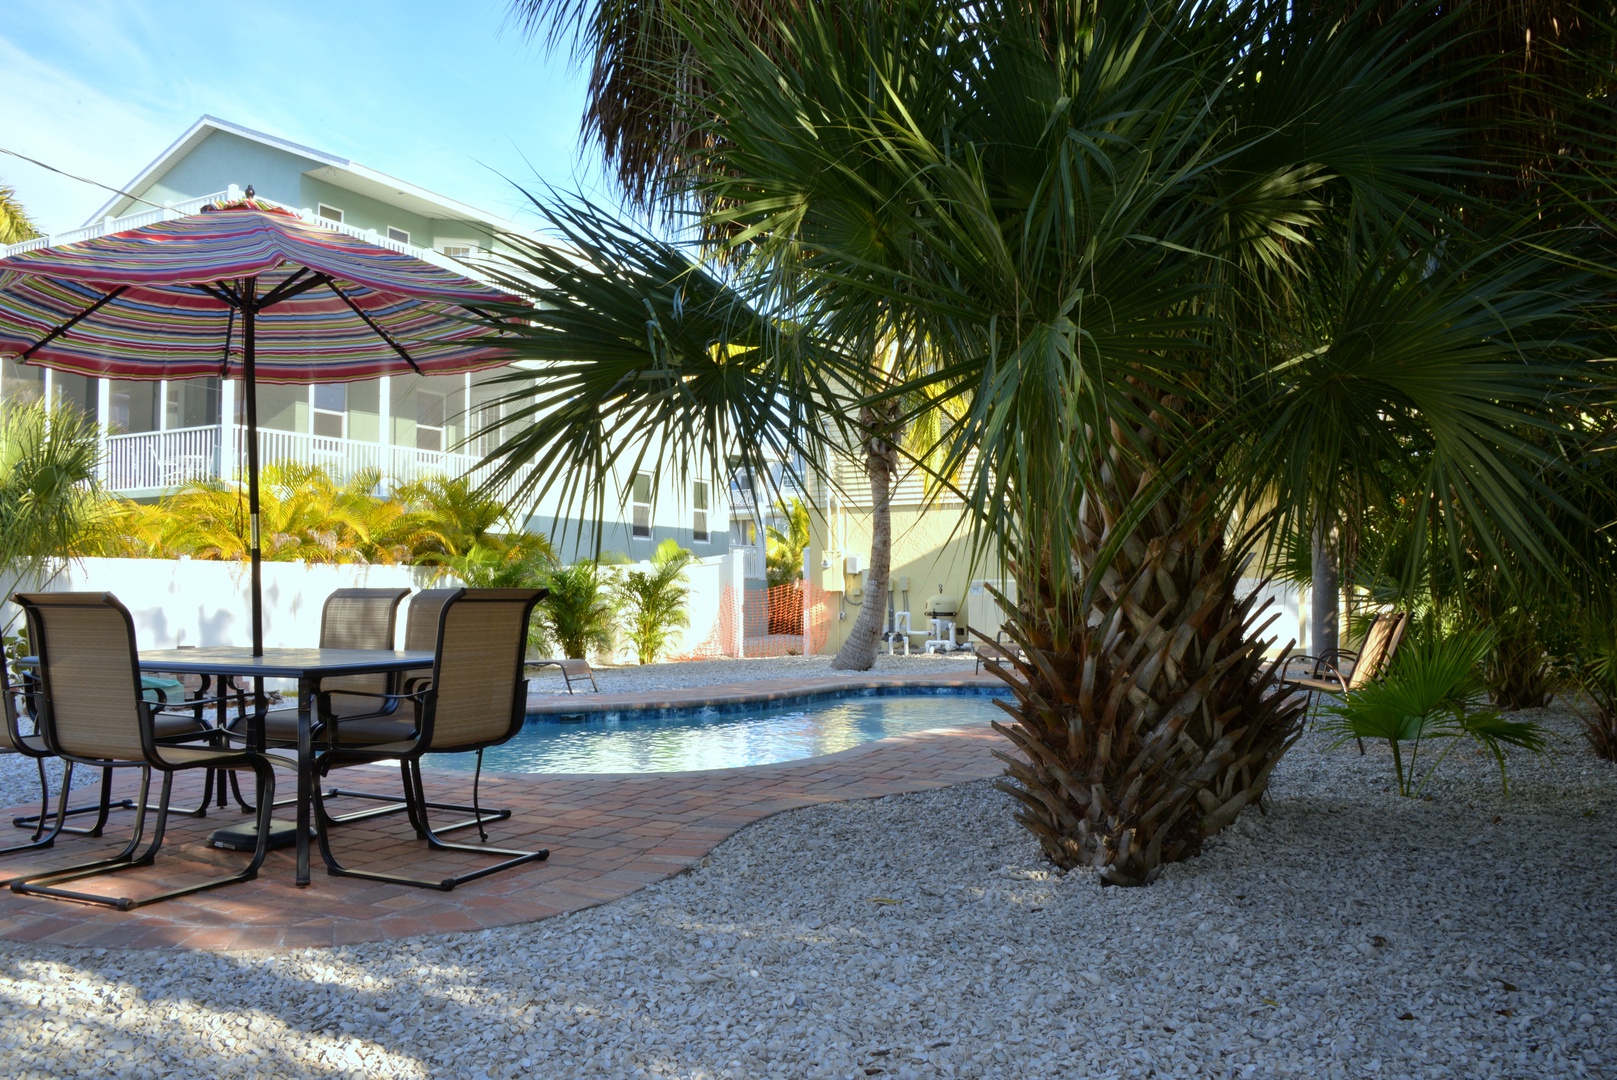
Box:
426, 690, 1009, 774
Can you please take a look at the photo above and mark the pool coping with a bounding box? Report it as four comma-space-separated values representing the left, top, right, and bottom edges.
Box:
525, 670, 1005, 719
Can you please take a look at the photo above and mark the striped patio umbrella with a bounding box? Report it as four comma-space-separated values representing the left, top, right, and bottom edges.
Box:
0, 198, 523, 655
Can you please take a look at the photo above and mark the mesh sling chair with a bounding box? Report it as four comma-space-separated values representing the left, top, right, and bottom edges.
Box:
223, 587, 411, 811
8, 593, 279, 911
5, 611, 231, 844
1283, 610, 1410, 752
309, 587, 550, 890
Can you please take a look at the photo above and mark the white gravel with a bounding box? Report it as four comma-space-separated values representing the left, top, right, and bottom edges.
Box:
2, 698, 1615, 1079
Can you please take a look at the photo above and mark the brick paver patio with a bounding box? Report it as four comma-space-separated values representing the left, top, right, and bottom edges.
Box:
0, 674, 1008, 952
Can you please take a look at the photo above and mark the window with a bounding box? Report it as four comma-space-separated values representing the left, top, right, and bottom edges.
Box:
108, 379, 158, 433
317, 203, 344, 224
417, 389, 446, 452
312, 383, 346, 439
692, 480, 710, 542
632, 473, 652, 538
435, 239, 480, 259
166, 377, 220, 429
386, 226, 410, 244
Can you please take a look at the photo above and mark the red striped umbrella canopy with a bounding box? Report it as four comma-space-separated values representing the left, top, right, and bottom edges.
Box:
0, 198, 526, 658
0, 200, 521, 382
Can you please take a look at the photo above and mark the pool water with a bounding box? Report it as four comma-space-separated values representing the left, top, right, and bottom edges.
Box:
426, 692, 1008, 774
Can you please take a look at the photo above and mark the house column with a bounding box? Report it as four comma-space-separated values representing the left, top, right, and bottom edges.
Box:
219, 378, 236, 482
377, 375, 392, 492
96, 377, 111, 484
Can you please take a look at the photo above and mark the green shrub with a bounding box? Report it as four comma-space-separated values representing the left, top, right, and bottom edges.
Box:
1323, 628, 1546, 796
540, 561, 617, 661
614, 539, 695, 664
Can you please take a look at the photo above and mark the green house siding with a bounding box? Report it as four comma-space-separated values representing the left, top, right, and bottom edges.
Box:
140, 131, 319, 209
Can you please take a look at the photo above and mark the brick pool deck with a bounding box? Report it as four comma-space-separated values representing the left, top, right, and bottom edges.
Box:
0, 672, 1008, 952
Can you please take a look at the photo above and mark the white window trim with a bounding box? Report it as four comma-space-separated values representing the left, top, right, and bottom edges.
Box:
310, 385, 347, 439
385, 225, 411, 245
317, 203, 344, 223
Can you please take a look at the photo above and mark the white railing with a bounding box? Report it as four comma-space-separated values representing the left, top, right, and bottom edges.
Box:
102, 424, 532, 499
2, 193, 233, 259
105, 426, 221, 490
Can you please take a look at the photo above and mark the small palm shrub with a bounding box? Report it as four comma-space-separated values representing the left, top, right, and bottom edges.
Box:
540, 561, 617, 661
1323, 628, 1546, 796
614, 539, 694, 664
1571, 617, 1617, 761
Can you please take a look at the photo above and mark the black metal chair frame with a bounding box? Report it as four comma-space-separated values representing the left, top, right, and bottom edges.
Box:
309, 587, 550, 891
7, 593, 279, 911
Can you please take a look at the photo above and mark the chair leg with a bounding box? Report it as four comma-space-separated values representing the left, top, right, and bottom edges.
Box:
312, 757, 546, 891
8, 767, 163, 900
0, 760, 75, 857
10, 762, 275, 911
11, 764, 137, 838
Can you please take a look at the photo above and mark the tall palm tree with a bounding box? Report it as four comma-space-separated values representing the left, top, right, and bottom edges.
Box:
498, 0, 1611, 882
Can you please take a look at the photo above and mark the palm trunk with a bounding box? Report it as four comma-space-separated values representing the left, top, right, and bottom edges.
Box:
1310, 519, 1339, 658
831, 405, 896, 671
989, 412, 1305, 885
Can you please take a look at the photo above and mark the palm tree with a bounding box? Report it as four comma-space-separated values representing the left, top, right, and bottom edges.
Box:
501, 0, 1610, 882
614, 537, 696, 662
765, 497, 809, 588
0, 184, 40, 247
0, 403, 105, 627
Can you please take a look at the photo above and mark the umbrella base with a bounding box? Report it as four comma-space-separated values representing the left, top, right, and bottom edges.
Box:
208, 818, 307, 852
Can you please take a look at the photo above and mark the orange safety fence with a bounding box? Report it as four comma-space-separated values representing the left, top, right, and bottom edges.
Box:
670, 581, 832, 660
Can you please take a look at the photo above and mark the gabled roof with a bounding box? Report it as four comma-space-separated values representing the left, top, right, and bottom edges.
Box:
88, 115, 526, 234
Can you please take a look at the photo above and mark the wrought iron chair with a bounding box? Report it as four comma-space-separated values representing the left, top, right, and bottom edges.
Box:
310, 587, 550, 890
1283, 610, 1410, 752
7, 592, 278, 910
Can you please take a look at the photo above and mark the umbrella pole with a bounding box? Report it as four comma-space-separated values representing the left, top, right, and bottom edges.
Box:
243, 281, 264, 658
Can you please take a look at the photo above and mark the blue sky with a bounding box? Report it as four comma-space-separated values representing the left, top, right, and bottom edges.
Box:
1, 0, 611, 234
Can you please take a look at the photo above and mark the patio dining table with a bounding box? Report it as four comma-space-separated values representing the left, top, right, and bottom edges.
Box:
137, 647, 435, 887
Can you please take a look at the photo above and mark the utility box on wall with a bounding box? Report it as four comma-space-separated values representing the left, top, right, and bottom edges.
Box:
820, 551, 845, 592
967, 578, 1018, 638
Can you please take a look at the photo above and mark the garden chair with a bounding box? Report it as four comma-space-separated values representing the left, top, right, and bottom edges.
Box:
1283, 610, 1409, 751
7, 592, 278, 910
973, 629, 1025, 674
309, 587, 550, 890
525, 657, 599, 693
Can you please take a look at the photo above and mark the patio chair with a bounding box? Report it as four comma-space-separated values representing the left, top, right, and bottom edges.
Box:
1282, 610, 1409, 751
309, 587, 550, 890
972, 629, 1024, 674
224, 587, 410, 756
525, 657, 599, 694
7, 592, 278, 910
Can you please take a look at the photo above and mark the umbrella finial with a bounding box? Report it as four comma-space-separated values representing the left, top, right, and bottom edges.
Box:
245, 185, 255, 199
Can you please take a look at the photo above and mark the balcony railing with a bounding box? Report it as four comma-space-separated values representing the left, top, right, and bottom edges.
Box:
103, 424, 530, 500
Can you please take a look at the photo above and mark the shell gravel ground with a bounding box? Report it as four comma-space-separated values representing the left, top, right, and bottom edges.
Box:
0, 699, 1613, 1078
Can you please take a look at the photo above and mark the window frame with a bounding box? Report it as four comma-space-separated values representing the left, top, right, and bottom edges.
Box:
386, 225, 411, 245
631, 472, 653, 539
692, 479, 710, 542
311, 383, 347, 440
316, 203, 345, 224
